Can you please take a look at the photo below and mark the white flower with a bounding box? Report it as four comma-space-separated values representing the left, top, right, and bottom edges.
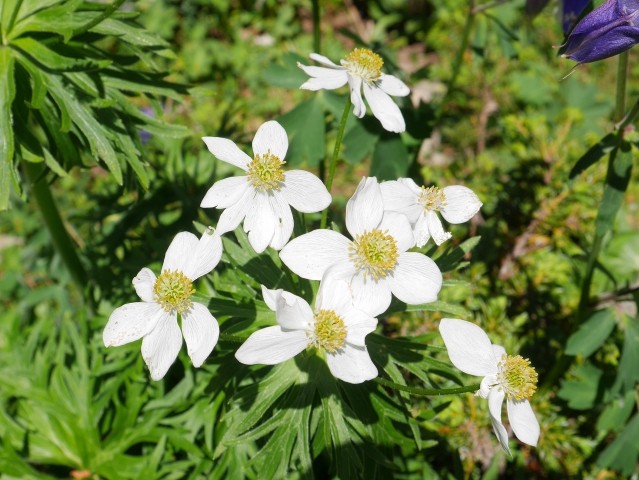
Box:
381, 178, 482, 247
279, 177, 442, 315
298, 49, 410, 133
439, 318, 540, 454
200, 120, 331, 253
103, 229, 222, 380
235, 279, 379, 383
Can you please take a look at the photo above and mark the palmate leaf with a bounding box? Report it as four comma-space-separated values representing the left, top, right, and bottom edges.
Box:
1, 0, 189, 209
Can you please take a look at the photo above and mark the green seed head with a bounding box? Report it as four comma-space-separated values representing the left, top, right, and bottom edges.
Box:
247, 150, 285, 191
312, 309, 347, 353
349, 229, 399, 281
499, 354, 538, 401
343, 48, 384, 83
418, 186, 446, 212
154, 269, 195, 313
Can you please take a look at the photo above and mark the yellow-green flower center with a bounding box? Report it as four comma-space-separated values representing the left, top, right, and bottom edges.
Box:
153, 270, 195, 313
247, 150, 285, 191
418, 186, 446, 212
313, 309, 347, 353
498, 354, 538, 401
349, 229, 398, 280
343, 48, 384, 83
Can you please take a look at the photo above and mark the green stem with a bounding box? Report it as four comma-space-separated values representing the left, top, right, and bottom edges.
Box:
320, 98, 352, 229
615, 52, 628, 122
374, 377, 480, 396
312, 0, 321, 54
72, 0, 126, 38
23, 161, 87, 288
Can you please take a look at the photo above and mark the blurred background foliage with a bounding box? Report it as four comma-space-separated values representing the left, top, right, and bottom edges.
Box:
1, 0, 639, 478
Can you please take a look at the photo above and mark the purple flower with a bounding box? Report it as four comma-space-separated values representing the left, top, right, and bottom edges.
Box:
563, 0, 592, 33
562, 0, 639, 63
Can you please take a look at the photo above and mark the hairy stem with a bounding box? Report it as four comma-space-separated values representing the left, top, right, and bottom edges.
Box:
320, 98, 352, 229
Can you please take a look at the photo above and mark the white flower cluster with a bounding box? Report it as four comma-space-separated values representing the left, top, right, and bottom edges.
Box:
103, 47, 538, 453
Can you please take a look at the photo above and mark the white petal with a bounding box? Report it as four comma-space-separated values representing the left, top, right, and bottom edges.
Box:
268, 192, 295, 251
378, 211, 414, 252
507, 399, 540, 447
326, 345, 377, 384
298, 64, 348, 90
103, 302, 164, 347
478, 374, 498, 398
235, 326, 308, 365
348, 76, 365, 118
438, 318, 499, 377
244, 192, 276, 254
202, 137, 251, 171
344, 313, 377, 347
279, 230, 350, 280
363, 83, 405, 133
261, 285, 282, 311
379, 180, 418, 215
133, 267, 156, 302
349, 272, 393, 317
426, 210, 452, 246
309, 53, 343, 68
492, 344, 506, 360
488, 389, 511, 454
162, 232, 198, 273
281, 170, 331, 213
441, 186, 482, 224
316, 276, 354, 312
275, 290, 314, 331
346, 177, 383, 237
377, 74, 410, 97
389, 252, 442, 305
200, 176, 250, 209
216, 187, 255, 235
181, 302, 219, 367
252, 120, 288, 160
185, 228, 223, 281
413, 214, 431, 247
141, 314, 183, 381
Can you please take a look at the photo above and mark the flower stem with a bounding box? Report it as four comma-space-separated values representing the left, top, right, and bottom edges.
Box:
312, 0, 321, 54
320, 98, 352, 229
22, 160, 87, 288
374, 377, 480, 396
219, 333, 249, 343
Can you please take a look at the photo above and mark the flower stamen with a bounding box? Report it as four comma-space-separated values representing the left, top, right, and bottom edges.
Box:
154, 270, 195, 313
418, 186, 446, 212
312, 309, 347, 353
247, 149, 285, 191
348, 229, 398, 280
498, 354, 538, 401
343, 48, 384, 84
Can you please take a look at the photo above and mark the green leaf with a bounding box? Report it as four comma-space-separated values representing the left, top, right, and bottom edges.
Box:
565, 309, 617, 357
342, 120, 379, 165
278, 96, 326, 167
91, 18, 169, 48
596, 413, 639, 476
0, 47, 16, 210
370, 134, 409, 180
557, 363, 602, 410
261, 52, 308, 88
613, 315, 639, 393
7, 0, 85, 42
596, 389, 636, 434
48, 76, 123, 183
569, 133, 616, 180
434, 236, 482, 272
595, 145, 633, 238
11, 37, 110, 71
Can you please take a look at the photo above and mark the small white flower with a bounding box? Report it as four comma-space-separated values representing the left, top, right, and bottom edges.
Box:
235, 279, 379, 383
381, 178, 482, 247
298, 49, 410, 133
103, 229, 222, 380
439, 318, 540, 454
200, 120, 331, 253
279, 177, 442, 315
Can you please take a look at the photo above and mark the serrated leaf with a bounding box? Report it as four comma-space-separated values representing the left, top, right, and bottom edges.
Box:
48, 76, 122, 183
11, 37, 110, 71
557, 363, 602, 410
7, 0, 85, 42
597, 389, 636, 434
91, 18, 169, 48
565, 309, 616, 357
342, 120, 379, 165
0, 47, 16, 210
